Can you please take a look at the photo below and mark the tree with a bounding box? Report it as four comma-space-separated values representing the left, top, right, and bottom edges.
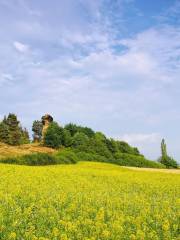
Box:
62, 129, 73, 147
159, 139, 178, 168
32, 120, 43, 142
43, 122, 64, 148
64, 123, 79, 137
105, 138, 119, 154
0, 122, 10, 144
20, 127, 30, 144
64, 123, 95, 138
72, 132, 89, 149
2, 113, 21, 145
161, 139, 167, 158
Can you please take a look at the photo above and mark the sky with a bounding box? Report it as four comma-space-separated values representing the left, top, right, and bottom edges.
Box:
0, 0, 180, 161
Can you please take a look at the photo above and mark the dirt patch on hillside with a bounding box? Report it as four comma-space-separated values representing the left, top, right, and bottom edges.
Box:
0, 143, 55, 159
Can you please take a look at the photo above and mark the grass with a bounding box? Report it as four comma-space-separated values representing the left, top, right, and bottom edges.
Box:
0, 161, 179, 239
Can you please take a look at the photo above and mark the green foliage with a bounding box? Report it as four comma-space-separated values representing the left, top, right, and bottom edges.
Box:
72, 132, 89, 149
44, 120, 164, 168
20, 127, 30, 144
0, 113, 29, 146
0, 122, 10, 144
0, 153, 56, 165
54, 149, 79, 164
3, 113, 21, 145
1, 150, 78, 166
44, 122, 64, 149
116, 141, 141, 155
159, 139, 178, 168
161, 139, 167, 158
62, 129, 73, 147
32, 120, 43, 142
0, 113, 170, 168
64, 123, 95, 138
159, 156, 178, 169
74, 151, 107, 162
64, 123, 78, 136
113, 153, 165, 168
105, 138, 119, 154
87, 137, 113, 159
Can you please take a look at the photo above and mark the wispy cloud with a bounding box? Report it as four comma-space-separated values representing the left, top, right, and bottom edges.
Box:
120, 133, 161, 144
14, 41, 29, 53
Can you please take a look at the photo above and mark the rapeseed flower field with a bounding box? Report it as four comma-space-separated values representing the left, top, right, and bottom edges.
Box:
0, 162, 179, 240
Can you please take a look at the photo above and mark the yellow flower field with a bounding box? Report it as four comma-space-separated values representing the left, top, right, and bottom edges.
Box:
0, 162, 179, 240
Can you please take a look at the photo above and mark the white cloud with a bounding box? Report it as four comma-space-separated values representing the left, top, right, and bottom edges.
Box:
119, 133, 161, 144
13, 41, 29, 53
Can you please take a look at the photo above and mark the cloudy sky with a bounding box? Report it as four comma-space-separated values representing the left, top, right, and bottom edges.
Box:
0, 0, 180, 161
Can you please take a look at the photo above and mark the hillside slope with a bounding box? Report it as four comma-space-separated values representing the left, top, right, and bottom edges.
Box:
0, 142, 55, 159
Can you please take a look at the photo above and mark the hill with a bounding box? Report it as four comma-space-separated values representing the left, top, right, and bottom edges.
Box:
1, 113, 178, 168
0, 161, 179, 239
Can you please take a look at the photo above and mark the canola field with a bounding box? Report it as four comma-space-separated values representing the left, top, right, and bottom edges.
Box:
0, 162, 179, 240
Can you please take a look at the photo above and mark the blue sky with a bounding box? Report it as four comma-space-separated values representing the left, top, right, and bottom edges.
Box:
0, 0, 180, 161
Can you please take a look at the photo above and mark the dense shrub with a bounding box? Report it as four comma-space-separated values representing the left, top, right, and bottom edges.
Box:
55, 149, 79, 164
113, 153, 165, 168
0, 153, 56, 165
72, 149, 165, 168
116, 141, 141, 155
0, 151, 78, 166
64, 123, 95, 138
158, 156, 178, 169
74, 151, 107, 162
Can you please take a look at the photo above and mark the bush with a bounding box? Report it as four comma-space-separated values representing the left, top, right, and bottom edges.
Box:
159, 156, 178, 169
113, 153, 165, 168
72, 150, 164, 168
75, 151, 107, 162
0, 151, 78, 166
55, 149, 79, 164
0, 153, 56, 165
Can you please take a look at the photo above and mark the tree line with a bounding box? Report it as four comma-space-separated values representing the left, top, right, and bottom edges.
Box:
0, 113, 178, 168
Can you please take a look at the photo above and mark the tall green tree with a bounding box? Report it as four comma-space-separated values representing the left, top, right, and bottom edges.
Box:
32, 120, 43, 142
43, 122, 64, 148
0, 113, 29, 146
0, 122, 10, 144
2, 113, 21, 145
159, 139, 178, 168
64, 123, 95, 138
161, 139, 167, 158
62, 129, 72, 147
20, 127, 30, 144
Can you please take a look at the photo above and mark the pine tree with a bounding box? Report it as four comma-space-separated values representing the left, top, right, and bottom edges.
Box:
2, 113, 22, 145
0, 122, 10, 144
20, 127, 30, 144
